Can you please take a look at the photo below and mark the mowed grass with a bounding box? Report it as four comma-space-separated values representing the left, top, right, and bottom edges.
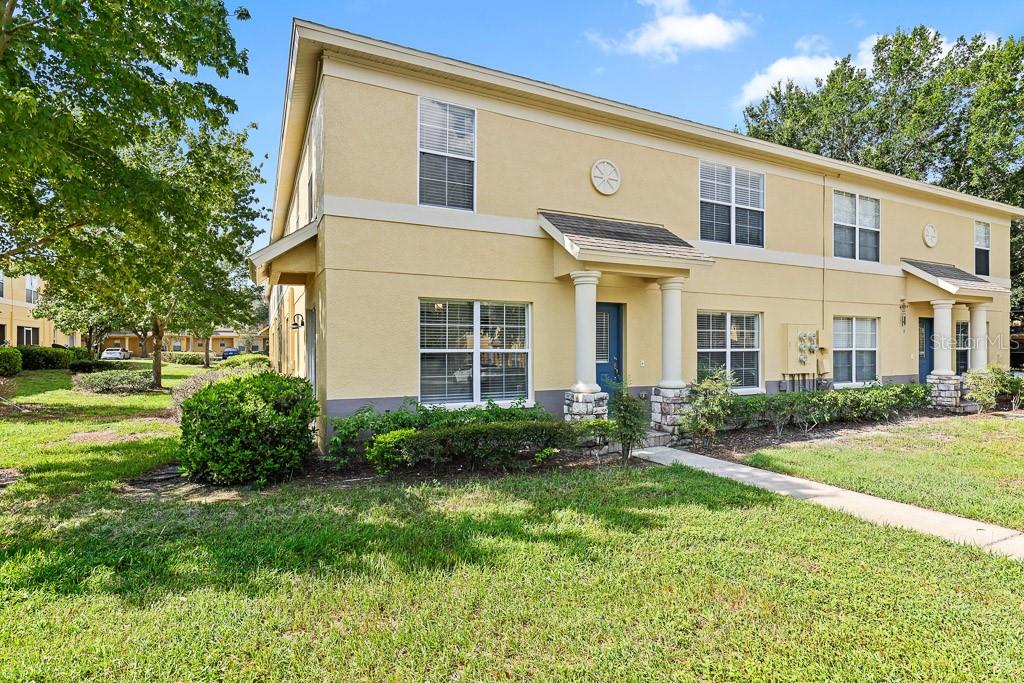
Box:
2, 372, 1024, 681
745, 416, 1024, 531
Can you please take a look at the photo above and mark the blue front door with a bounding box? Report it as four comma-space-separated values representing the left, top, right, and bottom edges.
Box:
918, 317, 934, 383
596, 303, 623, 393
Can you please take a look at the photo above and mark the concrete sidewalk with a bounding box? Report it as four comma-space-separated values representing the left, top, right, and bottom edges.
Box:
635, 446, 1024, 561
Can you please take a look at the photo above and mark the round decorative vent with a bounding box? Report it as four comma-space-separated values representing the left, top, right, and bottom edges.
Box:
923, 223, 938, 248
591, 159, 621, 195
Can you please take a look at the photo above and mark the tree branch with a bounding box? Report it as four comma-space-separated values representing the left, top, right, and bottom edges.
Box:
0, 1, 43, 59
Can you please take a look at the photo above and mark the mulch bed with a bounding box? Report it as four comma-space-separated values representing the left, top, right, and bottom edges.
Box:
687, 411, 952, 463
120, 448, 652, 502
0, 468, 23, 490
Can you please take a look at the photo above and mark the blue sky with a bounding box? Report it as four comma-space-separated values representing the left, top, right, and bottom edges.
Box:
220, 1, 1024, 247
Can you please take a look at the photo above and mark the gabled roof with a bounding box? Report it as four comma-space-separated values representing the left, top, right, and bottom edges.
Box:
539, 211, 712, 269
901, 258, 1010, 296
249, 220, 318, 272
272, 19, 1024, 242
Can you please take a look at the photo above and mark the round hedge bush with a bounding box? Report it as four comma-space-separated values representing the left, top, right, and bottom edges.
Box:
0, 348, 22, 377
179, 371, 318, 486
217, 353, 272, 370
165, 351, 204, 365
72, 369, 153, 393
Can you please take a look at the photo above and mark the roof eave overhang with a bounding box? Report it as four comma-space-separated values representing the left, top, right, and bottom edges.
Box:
248, 219, 319, 284
901, 261, 1009, 298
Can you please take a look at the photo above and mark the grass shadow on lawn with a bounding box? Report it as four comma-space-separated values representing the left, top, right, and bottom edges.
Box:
0, 464, 781, 606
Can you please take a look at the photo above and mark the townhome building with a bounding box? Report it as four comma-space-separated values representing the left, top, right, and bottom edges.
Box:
251, 20, 1019, 435
0, 271, 77, 348
100, 328, 269, 357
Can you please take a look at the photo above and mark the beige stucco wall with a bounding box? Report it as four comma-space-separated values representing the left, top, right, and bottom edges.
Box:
0, 274, 74, 347
268, 62, 1014, 418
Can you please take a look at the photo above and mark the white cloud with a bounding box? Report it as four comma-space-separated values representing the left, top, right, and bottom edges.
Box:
735, 54, 837, 106
587, 0, 750, 63
855, 34, 880, 69
794, 34, 830, 55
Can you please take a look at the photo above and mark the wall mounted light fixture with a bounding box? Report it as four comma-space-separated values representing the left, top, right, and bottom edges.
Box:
290, 313, 305, 330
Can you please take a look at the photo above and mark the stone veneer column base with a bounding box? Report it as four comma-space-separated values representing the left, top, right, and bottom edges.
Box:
926, 374, 970, 412
564, 391, 609, 421
650, 386, 690, 435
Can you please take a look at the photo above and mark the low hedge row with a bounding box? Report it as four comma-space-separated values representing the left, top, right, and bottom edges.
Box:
217, 353, 273, 370
69, 359, 132, 374
164, 351, 204, 365
17, 346, 72, 370
366, 420, 575, 474
73, 369, 153, 394
729, 383, 931, 435
327, 400, 553, 465
179, 371, 318, 486
0, 348, 22, 377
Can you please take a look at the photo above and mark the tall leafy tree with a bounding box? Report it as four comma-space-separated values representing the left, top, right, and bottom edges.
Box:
42, 122, 264, 386
742, 27, 1024, 301
0, 0, 250, 277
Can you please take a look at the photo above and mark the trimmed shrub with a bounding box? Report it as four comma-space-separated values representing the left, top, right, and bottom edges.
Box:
608, 386, 648, 461
17, 345, 72, 370
68, 359, 132, 374
964, 367, 1024, 412
726, 383, 931, 435
0, 376, 14, 400
68, 347, 90, 361
218, 353, 272, 369
73, 369, 153, 394
401, 420, 574, 472
574, 418, 619, 448
365, 428, 418, 474
326, 399, 553, 466
170, 367, 255, 421
0, 348, 22, 377
178, 371, 318, 486
164, 351, 204, 365
683, 369, 735, 444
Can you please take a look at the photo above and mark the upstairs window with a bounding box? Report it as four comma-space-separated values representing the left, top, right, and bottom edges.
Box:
833, 191, 880, 262
24, 275, 40, 304
699, 161, 764, 247
0, 272, 4, 298
419, 98, 475, 211
975, 221, 990, 276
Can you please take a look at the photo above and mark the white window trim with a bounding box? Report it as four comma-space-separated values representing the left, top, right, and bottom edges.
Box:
833, 190, 881, 262
418, 299, 533, 406
832, 316, 878, 387
417, 96, 478, 213
699, 161, 766, 248
696, 310, 762, 390
974, 221, 991, 275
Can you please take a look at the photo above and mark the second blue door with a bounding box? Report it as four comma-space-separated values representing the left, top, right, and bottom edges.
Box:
918, 317, 934, 383
596, 303, 623, 393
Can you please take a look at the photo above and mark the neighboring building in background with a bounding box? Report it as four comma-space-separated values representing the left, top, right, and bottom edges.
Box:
99, 327, 270, 357
0, 271, 78, 348
253, 20, 1019, 436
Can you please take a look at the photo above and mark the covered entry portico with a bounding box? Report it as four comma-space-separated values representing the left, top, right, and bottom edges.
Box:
902, 259, 1010, 408
539, 212, 712, 429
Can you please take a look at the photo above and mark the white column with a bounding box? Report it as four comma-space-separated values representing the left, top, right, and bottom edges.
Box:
658, 277, 686, 389
969, 303, 990, 371
570, 271, 602, 393
931, 299, 955, 376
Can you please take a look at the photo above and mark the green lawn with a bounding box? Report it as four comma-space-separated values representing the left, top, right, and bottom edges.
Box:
745, 416, 1024, 531
2, 373, 1024, 681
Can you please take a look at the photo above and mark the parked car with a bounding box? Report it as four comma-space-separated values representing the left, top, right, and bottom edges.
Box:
222, 347, 240, 359
101, 348, 131, 360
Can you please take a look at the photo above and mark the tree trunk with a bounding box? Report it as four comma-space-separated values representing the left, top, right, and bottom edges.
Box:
151, 317, 164, 389
204, 338, 211, 368
135, 331, 149, 359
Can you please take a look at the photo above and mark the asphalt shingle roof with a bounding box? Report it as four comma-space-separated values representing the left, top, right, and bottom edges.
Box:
902, 258, 1010, 294
539, 212, 712, 263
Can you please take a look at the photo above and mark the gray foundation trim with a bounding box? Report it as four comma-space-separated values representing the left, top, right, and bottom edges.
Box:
326, 396, 414, 418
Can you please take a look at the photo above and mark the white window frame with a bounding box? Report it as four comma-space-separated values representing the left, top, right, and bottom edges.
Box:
955, 320, 970, 375
0, 271, 4, 299
418, 299, 532, 407
699, 160, 766, 248
833, 190, 881, 262
832, 316, 878, 387
24, 274, 40, 304
417, 97, 477, 212
696, 310, 762, 393
974, 221, 991, 276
